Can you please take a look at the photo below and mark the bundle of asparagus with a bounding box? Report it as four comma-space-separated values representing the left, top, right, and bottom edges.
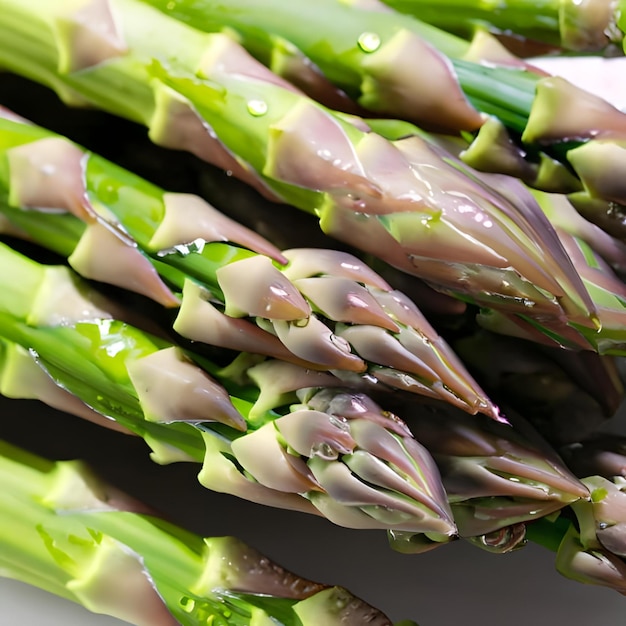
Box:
0, 106, 497, 418
0, 236, 609, 575
1, 0, 618, 354
3, 1, 626, 623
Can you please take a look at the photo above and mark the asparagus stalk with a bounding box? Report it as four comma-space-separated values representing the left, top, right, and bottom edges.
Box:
381, 0, 625, 53
139, 0, 626, 217
0, 107, 497, 417
140, 0, 482, 131
0, 438, 402, 626
0, 238, 457, 537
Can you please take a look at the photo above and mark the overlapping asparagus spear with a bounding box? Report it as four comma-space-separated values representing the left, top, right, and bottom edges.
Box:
0, 439, 402, 626
0, 238, 594, 552
381, 0, 625, 53
396, 405, 588, 547
469, 184, 626, 353
0, 238, 458, 536
0, 107, 497, 417
138, 0, 626, 232
0, 0, 604, 350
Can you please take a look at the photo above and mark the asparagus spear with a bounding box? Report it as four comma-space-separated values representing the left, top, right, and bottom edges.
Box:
404, 406, 588, 540
0, 438, 403, 626
139, 0, 626, 217
0, 107, 497, 417
0, 0, 602, 349
140, 0, 483, 131
0, 238, 457, 536
380, 0, 625, 53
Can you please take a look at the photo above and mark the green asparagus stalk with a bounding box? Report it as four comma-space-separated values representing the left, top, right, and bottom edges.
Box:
140, 0, 626, 217
0, 107, 497, 418
0, 238, 457, 537
380, 0, 625, 53
0, 0, 603, 351
0, 438, 403, 626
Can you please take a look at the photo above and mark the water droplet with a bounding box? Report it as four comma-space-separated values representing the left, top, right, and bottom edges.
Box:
357, 32, 381, 53
180, 596, 195, 613
329, 333, 351, 352
598, 521, 609, 530
311, 442, 338, 460
329, 415, 350, 431
247, 99, 268, 116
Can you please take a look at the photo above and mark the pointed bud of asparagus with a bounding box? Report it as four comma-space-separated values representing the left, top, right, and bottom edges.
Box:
557, 476, 626, 595
567, 192, 626, 241
523, 76, 626, 145
126, 346, 246, 430
409, 407, 588, 536
567, 140, 626, 206
69, 220, 181, 308
246, 359, 344, 419
230, 384, 455, 535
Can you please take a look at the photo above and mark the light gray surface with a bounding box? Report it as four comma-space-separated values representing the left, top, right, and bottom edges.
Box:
2, 397, 626, 625
0, 579, 127, 625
